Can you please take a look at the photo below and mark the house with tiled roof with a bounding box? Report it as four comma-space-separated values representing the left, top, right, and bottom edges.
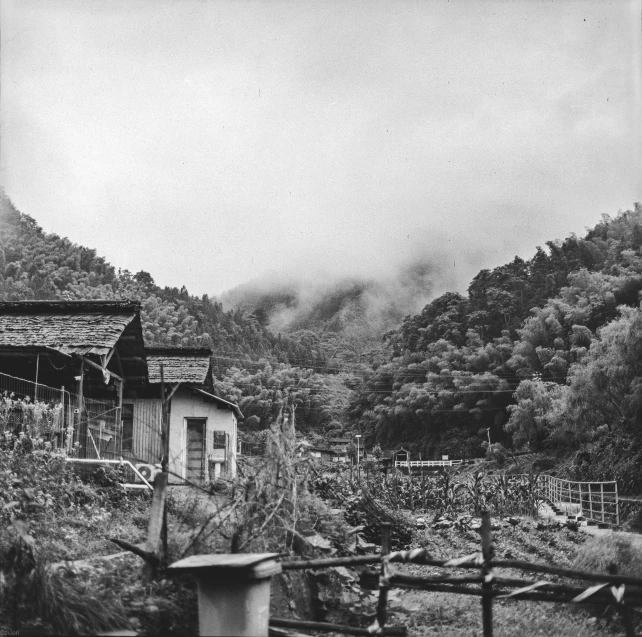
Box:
0, 300, 147, 388
130, 347, 241, 483
0, 301, 242, 482
0, 300, 146, 462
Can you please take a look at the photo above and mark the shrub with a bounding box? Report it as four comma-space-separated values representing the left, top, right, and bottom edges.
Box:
0, 526, 128, 634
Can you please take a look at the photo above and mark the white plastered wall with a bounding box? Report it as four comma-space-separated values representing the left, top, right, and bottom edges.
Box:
167, 386, 237, 483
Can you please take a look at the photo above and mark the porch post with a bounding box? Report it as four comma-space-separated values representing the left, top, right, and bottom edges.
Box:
77, 359, 86, 458
116, 379, 123, 456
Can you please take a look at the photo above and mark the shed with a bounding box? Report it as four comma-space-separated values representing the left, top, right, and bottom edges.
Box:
129, 347, 242, 483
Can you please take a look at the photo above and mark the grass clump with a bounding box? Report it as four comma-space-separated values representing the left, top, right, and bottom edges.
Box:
572, 532, 642, 578
0, 528, 128, 635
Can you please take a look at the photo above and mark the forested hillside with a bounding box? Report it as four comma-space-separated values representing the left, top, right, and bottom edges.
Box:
0, 191, 339, 435
345, 204, 642, 490
3, 189, 642, 489
0, 191, 324, 365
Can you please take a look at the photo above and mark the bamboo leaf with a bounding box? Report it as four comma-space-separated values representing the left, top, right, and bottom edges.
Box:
611, 584, 625, 603
445, 552, 482, 566
498, 580, 549, 598
572, 583, 608, 602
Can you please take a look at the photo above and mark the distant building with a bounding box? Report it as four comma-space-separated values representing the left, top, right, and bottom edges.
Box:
308, 446, 333, 462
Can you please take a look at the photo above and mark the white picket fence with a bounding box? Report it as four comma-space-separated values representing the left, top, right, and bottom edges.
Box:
395, 459, 463, 468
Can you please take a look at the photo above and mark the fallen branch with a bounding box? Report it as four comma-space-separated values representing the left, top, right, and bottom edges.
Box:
270, 618, 406, 636
108, 538, 159, 568
239, 491, 287, 551
490, 559, 642, 588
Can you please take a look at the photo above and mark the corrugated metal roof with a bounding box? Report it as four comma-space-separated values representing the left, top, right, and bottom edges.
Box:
147, 352, 211, 384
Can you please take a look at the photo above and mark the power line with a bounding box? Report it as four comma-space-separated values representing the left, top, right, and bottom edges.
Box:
211, 353, 569, 383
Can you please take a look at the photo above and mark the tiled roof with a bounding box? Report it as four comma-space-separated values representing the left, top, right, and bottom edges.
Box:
0, 301, 140, 356
146, 348, 212, 384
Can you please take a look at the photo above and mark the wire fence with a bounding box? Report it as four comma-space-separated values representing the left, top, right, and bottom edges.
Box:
0, 371, 71, 450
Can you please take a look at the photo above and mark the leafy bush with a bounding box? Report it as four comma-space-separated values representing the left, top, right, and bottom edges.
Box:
569, 433, 642, 493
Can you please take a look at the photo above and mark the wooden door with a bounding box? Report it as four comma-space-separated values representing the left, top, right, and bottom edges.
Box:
186, 419, 206, 481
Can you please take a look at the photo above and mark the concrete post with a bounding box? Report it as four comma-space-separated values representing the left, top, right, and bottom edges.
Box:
168, 553, 281, 636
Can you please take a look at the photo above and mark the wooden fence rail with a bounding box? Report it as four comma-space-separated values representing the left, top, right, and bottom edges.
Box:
274, 512, 642, 637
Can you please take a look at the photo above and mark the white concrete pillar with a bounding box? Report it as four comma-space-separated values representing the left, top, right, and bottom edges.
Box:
168, 554, 281, 637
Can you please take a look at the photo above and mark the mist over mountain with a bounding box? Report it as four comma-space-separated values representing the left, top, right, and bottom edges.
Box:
220, 256, 459, 339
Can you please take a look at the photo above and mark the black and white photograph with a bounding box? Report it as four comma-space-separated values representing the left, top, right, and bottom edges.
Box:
1, 1, 641, 635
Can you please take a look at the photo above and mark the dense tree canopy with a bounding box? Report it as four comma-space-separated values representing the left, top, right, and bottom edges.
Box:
4, 188, 642, 481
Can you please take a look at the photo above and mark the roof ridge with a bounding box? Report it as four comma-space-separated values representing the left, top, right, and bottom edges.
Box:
146, 347, 212, 356
0, 300, 141, 314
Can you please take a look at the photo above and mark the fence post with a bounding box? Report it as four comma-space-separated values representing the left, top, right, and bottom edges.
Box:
375, 523, 392, 633
481, 510, 493, 637
601, 483, 605, 524
578, 482, 582, 518
145, 471, 168, 578
615, 482, 619, 526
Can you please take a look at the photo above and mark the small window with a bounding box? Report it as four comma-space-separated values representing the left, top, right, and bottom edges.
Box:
212, 430, 227, 450
122, 404, 134, 453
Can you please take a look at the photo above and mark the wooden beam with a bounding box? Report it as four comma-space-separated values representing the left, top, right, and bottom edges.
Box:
100, 347, 116, 369
79, 355, 124, 384
113, 347, 126, 379
166, 382, 181, 403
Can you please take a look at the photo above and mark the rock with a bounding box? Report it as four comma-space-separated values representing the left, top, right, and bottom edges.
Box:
128, 617, 141, 631
303, 533, 333, 551
145, 605, 160, 618
360, 542, 379, 553
330, 566, 355, 582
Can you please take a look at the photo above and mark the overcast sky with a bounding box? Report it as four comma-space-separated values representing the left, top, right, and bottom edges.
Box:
2, 0, 641, 298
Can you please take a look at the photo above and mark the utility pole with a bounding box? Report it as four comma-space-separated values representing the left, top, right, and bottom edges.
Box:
355, 434, 362, 483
